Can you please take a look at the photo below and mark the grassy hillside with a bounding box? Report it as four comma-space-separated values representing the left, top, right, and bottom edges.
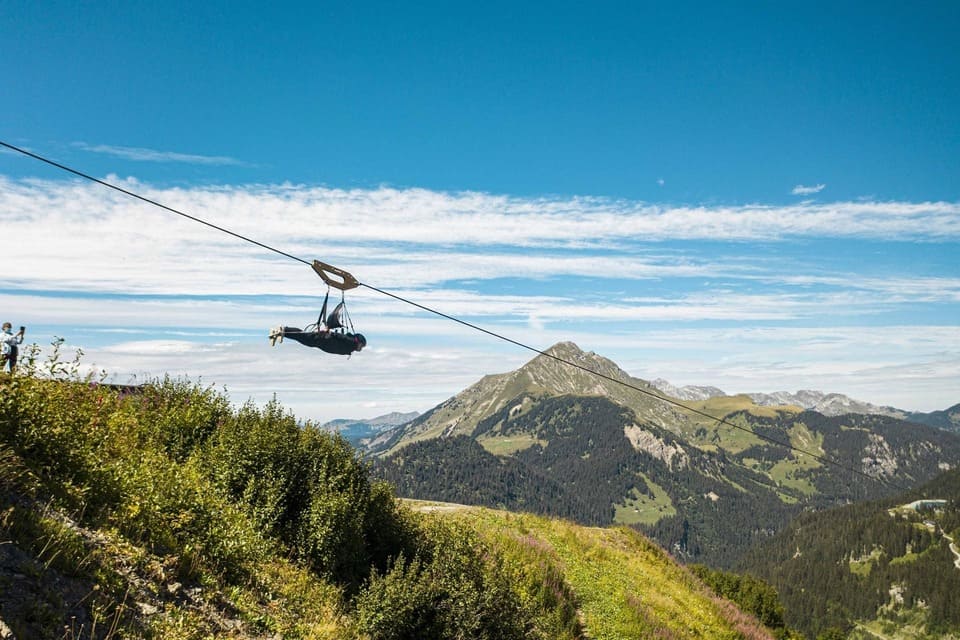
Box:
409, 502, 785, 640
0, 342, 782, 639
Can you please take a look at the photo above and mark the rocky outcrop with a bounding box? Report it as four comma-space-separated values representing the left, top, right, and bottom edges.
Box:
623, 424, 689, 470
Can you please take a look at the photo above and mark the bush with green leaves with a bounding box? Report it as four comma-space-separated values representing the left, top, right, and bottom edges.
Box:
690, 564, 790, 634
200, 398, 417, 589
0, 339, 413, 585
353, 518, 529, 640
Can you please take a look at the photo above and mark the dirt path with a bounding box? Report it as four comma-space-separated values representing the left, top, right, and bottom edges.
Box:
403, 498, 479, 513
938, 528, 960, 570
943, 532, 960, 570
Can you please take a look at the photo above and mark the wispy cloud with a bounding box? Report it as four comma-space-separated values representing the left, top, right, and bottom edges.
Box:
792, 183, 826, 196
2, 175, 958, 419
2, 175, 958, 256
43, 323, 960, 421
2, 176, 959, 305
72, 142, 250, 167
0, 288, 844, 332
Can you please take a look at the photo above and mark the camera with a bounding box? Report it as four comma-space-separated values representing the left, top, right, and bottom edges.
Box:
19, 326, 25, 332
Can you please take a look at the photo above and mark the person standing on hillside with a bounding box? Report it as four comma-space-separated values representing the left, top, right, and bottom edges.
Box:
1, 322, 25, 373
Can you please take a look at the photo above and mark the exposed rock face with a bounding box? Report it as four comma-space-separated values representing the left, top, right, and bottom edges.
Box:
624, 424, 689, 470
862, 433, 899, 478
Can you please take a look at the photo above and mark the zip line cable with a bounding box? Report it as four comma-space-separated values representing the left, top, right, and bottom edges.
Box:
0, 141, 311, 267
1, 139, 908, 492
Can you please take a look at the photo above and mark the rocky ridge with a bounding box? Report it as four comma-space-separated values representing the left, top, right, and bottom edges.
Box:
648, 380, 909, 419
375, 341, 688, 453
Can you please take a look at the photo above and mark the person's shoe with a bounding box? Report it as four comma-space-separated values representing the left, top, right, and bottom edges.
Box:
269, 326, 284, 346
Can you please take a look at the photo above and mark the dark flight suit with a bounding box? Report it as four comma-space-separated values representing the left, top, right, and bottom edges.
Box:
279, 328, 365, 355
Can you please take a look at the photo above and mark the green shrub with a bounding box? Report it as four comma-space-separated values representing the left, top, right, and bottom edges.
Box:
202, 402, 417, 589
133, 376, 232, 462
353, 554, 443, 639
816, 627, 848, 640
690, 564, 787, 631
114, 450, 267, 576
1, 340, 421, 606
353, 519, 529, 640
1, 344, 268, 578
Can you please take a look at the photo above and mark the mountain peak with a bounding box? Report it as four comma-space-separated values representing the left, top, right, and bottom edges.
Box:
543, 341, 588, 357
522, 342, 634, 386
377, 342, 690, 454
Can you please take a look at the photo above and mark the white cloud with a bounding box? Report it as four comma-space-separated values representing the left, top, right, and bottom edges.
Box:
72, 142, 250, 166
3, 176, 958, 249
792, 183, 826, 195
6, 278, 947, 343
775, 275, 960, 303
2, 177, 959, 298
31, 323, 958, 422
2, 175, 958, 421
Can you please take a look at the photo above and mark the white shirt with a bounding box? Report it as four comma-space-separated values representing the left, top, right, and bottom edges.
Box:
1, 328, 23, 355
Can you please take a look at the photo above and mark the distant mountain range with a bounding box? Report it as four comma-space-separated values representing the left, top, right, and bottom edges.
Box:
333, 354, 957, 448
321, 411, 419, 445
649, 380, 960, 431
369, 342, 960, 569
648, 378, 726, 402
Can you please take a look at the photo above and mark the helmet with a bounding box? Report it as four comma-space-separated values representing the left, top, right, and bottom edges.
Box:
355, 334, 367, 349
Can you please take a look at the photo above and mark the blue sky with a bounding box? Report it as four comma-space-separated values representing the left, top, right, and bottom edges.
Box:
2, 2, 959, 420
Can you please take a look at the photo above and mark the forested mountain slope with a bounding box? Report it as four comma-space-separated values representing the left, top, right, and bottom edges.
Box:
739, 469, 960, 639
907, 402, 960, 434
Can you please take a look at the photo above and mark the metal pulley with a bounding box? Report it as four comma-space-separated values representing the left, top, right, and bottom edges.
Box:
312, 260, 359, 291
